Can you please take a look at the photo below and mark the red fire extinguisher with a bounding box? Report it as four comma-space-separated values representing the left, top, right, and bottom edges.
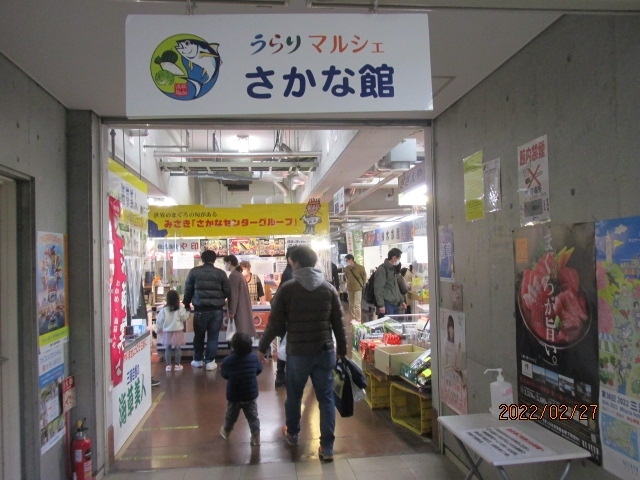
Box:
72, 418, 92, 480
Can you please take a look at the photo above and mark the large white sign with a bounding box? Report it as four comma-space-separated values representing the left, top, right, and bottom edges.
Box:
112, 336, 152, 453
126, 14, 432, 117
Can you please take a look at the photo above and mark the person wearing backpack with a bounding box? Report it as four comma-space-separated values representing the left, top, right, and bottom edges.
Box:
344, 254, 367, 322
373, 248, 406, 316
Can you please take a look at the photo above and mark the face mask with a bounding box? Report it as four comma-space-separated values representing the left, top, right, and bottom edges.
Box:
392, 259, 400, 266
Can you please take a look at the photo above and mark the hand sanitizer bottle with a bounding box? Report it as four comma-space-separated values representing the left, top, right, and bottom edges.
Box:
484, 368, 513, 418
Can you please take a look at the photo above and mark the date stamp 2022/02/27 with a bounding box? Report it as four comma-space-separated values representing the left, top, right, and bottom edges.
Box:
498, 403, 598, 421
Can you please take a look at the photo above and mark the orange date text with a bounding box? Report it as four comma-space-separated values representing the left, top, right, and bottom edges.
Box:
498, 403, 598, 421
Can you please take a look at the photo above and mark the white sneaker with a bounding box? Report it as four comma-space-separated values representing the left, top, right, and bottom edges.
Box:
174, 364, 183, 371
165, 365, 172, 372
205, 361, 217, 371
191, 360, 203, 368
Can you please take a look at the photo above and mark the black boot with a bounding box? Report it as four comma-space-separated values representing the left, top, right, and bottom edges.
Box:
275, 359, 286, 387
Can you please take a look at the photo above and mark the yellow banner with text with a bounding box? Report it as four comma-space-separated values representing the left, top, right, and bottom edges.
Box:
149, 201, 328, 237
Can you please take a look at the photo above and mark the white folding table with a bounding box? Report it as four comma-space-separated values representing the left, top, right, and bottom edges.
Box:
438, 413, 591, 480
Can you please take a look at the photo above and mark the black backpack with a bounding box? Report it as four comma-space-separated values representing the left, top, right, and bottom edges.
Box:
363, 270, 377, 305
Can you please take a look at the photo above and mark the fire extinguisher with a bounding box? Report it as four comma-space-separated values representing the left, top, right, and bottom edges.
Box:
72, 418, 92, 480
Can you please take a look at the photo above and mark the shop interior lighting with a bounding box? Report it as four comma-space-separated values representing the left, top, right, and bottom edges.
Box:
147, 196, 178, 206
237, 135, 250, 153
311, 238, 332, 251
414, 235, 429, 263
398, 184, 428, 206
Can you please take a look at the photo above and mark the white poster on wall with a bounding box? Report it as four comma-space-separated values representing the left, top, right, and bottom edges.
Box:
172, 251, 196, 270
440, 309, 468, 414
517, 135, 550, 226
484, 157, 502, 213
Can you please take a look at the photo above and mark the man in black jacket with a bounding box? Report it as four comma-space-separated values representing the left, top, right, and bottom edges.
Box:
273, 246, 297, 388
258, 246, 347, 461
183, 249, 230, 371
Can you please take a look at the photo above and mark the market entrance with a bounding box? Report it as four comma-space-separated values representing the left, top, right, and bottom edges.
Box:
102, 121, 433, 471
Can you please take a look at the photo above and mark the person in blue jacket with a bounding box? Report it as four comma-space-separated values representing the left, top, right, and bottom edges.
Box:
220, 332, 263, 446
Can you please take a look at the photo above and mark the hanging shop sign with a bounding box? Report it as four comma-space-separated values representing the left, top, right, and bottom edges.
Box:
363, 220, 413, 247
126, 14, 432, 117
398, 162, 427, 206
149, 200, 329, 237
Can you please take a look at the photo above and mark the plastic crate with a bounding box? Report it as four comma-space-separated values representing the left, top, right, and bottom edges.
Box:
365, 370, 391, 409
390, 381, 432, 435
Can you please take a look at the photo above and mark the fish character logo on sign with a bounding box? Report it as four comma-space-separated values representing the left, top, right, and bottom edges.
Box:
151, 34, 222, 100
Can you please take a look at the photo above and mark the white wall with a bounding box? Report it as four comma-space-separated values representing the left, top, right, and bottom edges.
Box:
0, 52, 67, 480
433, 15, 639, 480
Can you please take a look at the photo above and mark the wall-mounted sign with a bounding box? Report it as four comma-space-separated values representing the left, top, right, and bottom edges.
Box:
126, 14, 432, 117
518, 135, 550, 226
62, 376, 76, 414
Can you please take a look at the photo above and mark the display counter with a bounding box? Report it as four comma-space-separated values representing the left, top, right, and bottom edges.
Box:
156, 303, 270, 356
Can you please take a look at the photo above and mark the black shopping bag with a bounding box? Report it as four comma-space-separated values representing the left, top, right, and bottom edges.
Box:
333, 358, 354, 417
344, 357, 367, 390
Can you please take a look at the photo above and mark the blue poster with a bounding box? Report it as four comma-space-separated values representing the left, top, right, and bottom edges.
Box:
439, 224, 454, 281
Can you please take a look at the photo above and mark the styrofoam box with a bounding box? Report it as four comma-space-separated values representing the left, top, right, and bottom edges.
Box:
374, 344, 427, 376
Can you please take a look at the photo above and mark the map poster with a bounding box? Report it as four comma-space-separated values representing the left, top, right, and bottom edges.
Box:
595, 216, 640, 480
514, 223, 601, 463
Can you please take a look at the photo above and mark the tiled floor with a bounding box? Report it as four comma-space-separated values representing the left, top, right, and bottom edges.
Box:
104, 314, 463, 480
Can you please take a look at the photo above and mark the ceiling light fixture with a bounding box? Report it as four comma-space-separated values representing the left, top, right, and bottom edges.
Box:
153, 151, 321, 159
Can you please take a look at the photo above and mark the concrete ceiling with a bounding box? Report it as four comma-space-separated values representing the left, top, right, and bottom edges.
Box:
0, 1, 562, 121
1, 0, 578, 231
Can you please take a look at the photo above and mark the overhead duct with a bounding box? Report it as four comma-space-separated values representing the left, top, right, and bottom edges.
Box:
379, 138, 417, 170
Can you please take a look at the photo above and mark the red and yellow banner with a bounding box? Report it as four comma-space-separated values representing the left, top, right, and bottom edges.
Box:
109, 196, 126, 386
149, 201, 329, 237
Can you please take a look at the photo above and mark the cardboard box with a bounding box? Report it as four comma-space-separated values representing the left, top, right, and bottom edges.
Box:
374, 344, 427, 376
351, 349, 375, 372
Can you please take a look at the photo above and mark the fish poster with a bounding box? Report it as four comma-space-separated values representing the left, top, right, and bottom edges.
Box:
595, 216, 640, 480
514, 223, 601, 463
